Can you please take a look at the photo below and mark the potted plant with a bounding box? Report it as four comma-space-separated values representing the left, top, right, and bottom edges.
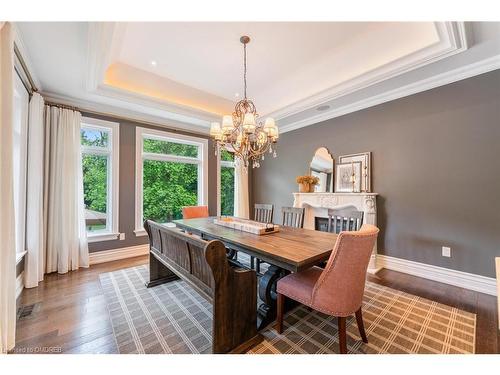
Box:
296, 175, 318, 193
309, 176, 320, 192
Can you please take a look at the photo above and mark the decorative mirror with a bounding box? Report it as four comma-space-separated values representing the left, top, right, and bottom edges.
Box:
309, 147, 334, 193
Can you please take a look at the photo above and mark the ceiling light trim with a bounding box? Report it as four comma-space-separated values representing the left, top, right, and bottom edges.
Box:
86, 22, 220, 128
279, 53, 500, 134
264, 22, 468, 121
42, 91, 211, 135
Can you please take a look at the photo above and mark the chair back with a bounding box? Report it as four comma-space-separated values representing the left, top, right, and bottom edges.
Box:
281, 207, 305, 228
182, 205, 209, 219
254, 203, 274, 223
327, 207, 363, 233
311, 224, 379, 316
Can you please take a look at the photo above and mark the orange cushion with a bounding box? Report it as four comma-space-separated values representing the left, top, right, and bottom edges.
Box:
182, 205, 209, 219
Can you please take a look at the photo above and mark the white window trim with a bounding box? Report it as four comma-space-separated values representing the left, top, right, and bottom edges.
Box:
81, 117, 120, 243
13, 72, 29, 255
134, 127, 208, 236
216, 145, 236, 216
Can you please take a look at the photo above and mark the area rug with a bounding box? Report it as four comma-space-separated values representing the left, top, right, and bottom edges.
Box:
98, 265, 476, 354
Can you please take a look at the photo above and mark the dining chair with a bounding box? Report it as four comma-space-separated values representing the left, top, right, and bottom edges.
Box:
275, 224, 379, 354
255, 206, 306, 273
281, 206, 305, 229
254, 203, 274, 223
327, 207, 364, 234
250, 204, 274, 271
182, 205, 209, 219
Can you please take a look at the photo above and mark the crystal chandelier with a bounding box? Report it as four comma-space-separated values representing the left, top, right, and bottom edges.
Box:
210, 36, 278, 169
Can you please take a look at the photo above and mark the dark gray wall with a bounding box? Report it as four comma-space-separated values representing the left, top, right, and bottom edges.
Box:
84, 113, 218, 253
252, 70, 500, 278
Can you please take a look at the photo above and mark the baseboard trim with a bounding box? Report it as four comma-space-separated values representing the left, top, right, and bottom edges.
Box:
377, 255, 497, 296
16, 271, 24, 300
89, 244, 149, 265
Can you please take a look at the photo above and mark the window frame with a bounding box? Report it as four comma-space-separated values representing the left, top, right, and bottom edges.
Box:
216, 145, 236, 216
13, 70, 29, 261
134, 127, 208, 236
81, 117, 120, 243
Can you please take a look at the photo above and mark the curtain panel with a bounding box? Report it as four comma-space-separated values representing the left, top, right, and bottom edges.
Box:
24, 93, 45, 287
24, 103, 89, 288
234, 161, 249, 219
0, 21, 17, 353
43, 106, 89, 275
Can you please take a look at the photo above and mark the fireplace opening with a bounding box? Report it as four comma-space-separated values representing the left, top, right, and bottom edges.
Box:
315, 217, 329, 232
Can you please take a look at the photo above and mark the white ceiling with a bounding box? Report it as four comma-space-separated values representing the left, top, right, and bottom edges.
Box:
15, 22, 500, 134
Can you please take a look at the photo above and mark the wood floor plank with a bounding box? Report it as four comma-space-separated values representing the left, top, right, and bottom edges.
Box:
13, 255, 500, 354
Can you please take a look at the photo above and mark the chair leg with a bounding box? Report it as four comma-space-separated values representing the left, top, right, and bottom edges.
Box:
275, 293, 284, 334
256, 259, 261, 274
355, 307, 368, 343
338, 316, 347, 354
250, 256, 255, 270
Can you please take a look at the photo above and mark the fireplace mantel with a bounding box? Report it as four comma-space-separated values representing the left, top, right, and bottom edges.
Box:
293, 192, 380, 273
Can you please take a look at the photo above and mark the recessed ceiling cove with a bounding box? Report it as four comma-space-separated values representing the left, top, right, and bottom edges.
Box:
89, 22, 467, 130
19, 21, 493, 134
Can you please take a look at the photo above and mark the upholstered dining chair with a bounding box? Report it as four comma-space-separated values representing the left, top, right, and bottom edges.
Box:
182, 205, 209, 219
275, 224, 379, 354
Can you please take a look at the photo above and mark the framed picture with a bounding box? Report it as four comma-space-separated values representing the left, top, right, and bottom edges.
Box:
335, 161, 362, 193
338, 152, 371, 192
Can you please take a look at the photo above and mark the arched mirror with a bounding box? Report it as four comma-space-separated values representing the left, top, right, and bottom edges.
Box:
310, 147, 334, 193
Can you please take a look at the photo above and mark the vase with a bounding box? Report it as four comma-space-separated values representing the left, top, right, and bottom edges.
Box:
309, 184, 316, 192
298, 183, 310, 193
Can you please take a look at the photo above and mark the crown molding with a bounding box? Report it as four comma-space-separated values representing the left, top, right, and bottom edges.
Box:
42, 91, 210, 135
86, 22, 219, 129
279, 53, 500, 133
266, 22, 468, 123
12, 22, 42, 90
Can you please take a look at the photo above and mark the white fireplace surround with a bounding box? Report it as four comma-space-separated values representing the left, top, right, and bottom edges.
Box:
293, 192, 379, 272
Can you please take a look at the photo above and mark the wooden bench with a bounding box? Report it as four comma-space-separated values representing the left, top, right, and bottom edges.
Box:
144, 220, 261, 353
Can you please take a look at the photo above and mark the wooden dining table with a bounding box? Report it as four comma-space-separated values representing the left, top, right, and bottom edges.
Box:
173, 217, 338, 329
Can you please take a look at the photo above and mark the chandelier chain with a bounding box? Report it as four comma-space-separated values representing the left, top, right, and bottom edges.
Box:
243, 42, 247, 99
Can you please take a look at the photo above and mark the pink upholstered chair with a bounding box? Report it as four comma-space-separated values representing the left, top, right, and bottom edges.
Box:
182, 205, 209, 219
275, 224, 379, 354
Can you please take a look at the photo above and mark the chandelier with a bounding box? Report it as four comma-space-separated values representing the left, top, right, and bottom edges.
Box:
210, 36, 278, 168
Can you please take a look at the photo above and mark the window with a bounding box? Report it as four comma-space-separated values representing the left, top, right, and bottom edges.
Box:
135, 127, 208, 235
218, 148, 235, 216
13, 72, 29, 257
81, 117, 119, 242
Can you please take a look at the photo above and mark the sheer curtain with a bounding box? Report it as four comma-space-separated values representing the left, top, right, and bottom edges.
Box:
0, 21, 17, 353
25, 93, 45, 287
234, 161, 249, 219
43, 105, 89, 274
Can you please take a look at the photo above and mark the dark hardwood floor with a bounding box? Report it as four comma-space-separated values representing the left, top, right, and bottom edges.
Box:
13, 256, 499, 354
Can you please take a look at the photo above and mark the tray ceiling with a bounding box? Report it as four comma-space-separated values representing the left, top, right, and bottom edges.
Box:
16, 21, 500, 134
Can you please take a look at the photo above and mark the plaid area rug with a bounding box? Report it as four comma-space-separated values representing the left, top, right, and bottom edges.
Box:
98, 265, 476, 354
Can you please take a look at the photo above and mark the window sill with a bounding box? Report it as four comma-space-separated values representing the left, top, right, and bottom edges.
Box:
134, 223, 176, 237
134, 229, 148, 237
87, 233, 120, 243
16, 251, 27, 265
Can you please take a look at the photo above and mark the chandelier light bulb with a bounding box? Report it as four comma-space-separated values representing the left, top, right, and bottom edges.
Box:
242, 113, 256, 133
221, 115, 234, 134
209, 122, 222, 140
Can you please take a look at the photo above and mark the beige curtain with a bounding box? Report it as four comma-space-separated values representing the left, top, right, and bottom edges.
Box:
43, 105, 89, 274
0, 21, 17, 353
24, 93, 45, 287
234, 161, 249, 219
